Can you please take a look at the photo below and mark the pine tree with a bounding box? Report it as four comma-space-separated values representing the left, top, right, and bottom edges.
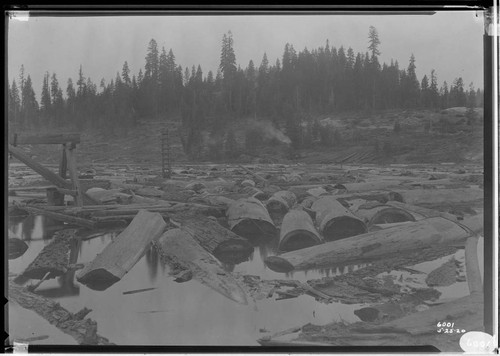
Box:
8, 80, 21, 127
219, 31, 237, 112
122, 61, 131, 85
420, 74, 430, 108
21, 75, 39, 128
368, 26, 381, 58
429, 69, 439, 109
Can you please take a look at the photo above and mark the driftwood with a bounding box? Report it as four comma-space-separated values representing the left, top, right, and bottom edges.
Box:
265, 215, 483, 272
8, 280, 112, 345
19, 229, 76, 280
310, 196, 367, 241
279, 210, 323, 252
227, 197, 277, 240
76, 210, 166, 290
154, 228, 249, 305
179, 215, 253, 259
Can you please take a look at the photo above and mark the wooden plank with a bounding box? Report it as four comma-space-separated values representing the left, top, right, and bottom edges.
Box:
76, 210, 166, 290
8, 144, 72, 189
154, 228, 249, 305
65, 145, 83, 207
11, 133, 81, 145
265, 215, 483, 272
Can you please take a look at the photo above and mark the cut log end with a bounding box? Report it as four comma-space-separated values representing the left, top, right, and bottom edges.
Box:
264, 256, 295, 273
368, 207, 415, 226
231, 219, 277, 241
76, 269, 121, 291
279, 230, 322, 252
323, 216, 368, 241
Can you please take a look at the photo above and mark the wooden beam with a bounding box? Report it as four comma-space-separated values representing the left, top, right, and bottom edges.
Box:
8, 144, 72, 189
65, 145, 83, 207
11, 133, 81, 145
59, 144, 68, 179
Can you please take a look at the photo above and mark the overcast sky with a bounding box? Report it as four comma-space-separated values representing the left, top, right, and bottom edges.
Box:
8, 11, 484, 98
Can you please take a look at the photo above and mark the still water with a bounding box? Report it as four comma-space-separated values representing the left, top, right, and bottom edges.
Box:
8, 215, 364, 345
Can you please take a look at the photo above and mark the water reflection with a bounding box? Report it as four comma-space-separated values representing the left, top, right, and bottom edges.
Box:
10, 215, 68, 242
9, 212, 366, 346
144, 245, 160, 283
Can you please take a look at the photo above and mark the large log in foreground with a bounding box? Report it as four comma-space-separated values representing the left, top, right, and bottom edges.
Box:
265, 214, 483, 273
227, 197, 277, 241
279, 210, 323, 252
154, 228, 249, 305
310, 196, 367, 241
76, 210, 166, 290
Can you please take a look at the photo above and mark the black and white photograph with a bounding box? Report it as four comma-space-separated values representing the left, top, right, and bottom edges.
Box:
5, 5, 497, 353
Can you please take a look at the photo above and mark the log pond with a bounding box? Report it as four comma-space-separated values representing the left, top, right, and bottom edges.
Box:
8, 213, 476, 346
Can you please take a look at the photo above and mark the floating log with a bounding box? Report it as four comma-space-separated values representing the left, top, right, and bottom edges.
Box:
385, 201, 458, 221
335, 191, 404, 204
227, 197, 277, 240
279, 210, 323, 252
76, 210, 166, 290
154, 228, 249, 305
19, 229, 76, 280
335, 181, 402, 192
238, 165, 269, 186
20, 205, 96, 228
179, 215, 253, 258
85, 188, 131, 204
265, 215, 483, 272
266, 190, 297, 213
8, 280, 113, 345
310, 196, 367, 242
354, 202, 415, 226
397, 188, 483, 206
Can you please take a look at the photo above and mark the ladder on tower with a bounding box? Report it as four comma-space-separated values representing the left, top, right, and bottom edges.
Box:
161, 129, 172, 179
